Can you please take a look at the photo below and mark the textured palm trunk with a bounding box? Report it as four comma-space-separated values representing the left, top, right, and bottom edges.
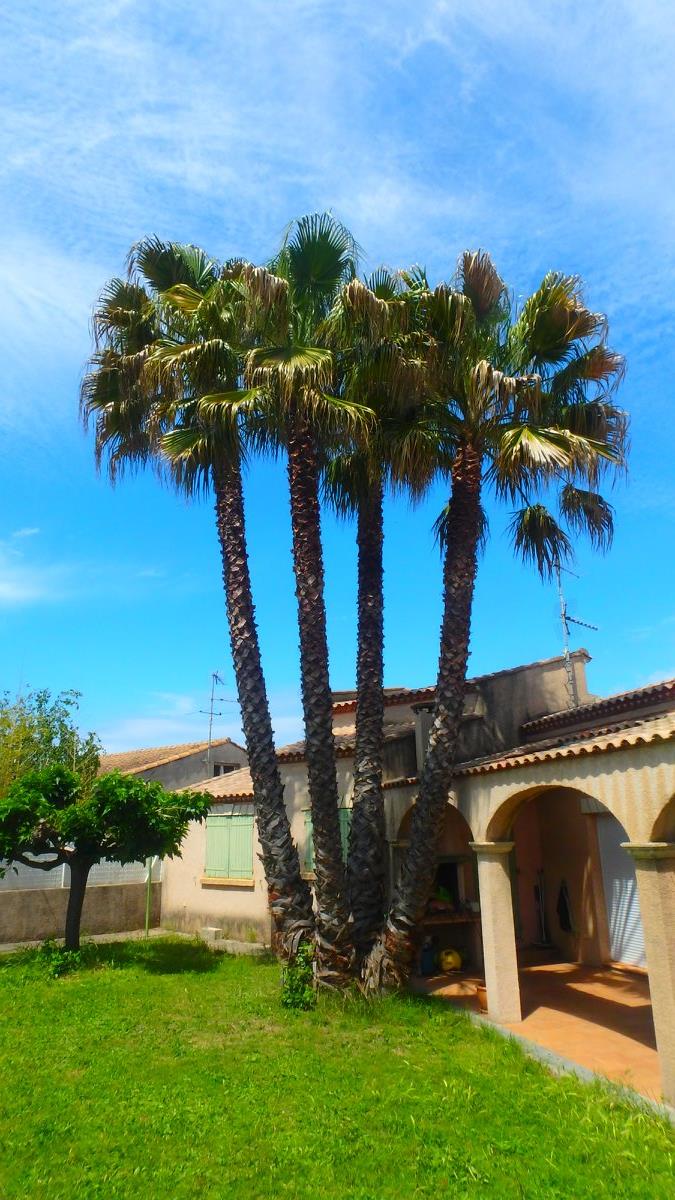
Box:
213, 456, 314, 959
362, 445, 483, 993
346, 477, 386, 960
286, 416, 353, 986
64, 858, 92, 951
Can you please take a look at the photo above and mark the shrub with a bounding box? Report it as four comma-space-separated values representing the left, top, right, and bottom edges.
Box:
281, 940, 315, 1010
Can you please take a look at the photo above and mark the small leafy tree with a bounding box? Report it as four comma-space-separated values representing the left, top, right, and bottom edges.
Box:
0, 690, 100, 795
0, 767, 211, 949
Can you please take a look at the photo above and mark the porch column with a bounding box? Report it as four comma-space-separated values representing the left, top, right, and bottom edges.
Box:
622, 842, 675, 1106
471, 841, 522, 1023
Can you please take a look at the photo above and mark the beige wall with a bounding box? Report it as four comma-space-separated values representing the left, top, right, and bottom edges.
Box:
161, 758, 356, 941
161, 815, 270, 942
0, 882, 160, 944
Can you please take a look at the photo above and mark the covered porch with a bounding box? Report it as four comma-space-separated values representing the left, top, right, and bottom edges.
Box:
395, 714, 675, 1105
414, 954, 661, 1101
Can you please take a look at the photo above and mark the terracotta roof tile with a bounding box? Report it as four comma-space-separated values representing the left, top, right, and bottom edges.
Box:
454, 711, 675, 778
521, 677, 675, 736
195, 765, 255, 800
99, 738, 244, 776
185, 722, 416, 800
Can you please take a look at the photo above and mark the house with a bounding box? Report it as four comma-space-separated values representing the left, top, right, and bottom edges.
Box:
160, 651, 675, 1106
99, 737, 248, 788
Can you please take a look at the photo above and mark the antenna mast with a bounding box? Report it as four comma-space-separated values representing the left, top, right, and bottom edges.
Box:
554, 559, 598, 710
204, 671, 224, 772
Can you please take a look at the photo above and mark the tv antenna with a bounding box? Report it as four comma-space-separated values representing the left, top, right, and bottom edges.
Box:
554, 559, 598, 709
199, 671, 237, 770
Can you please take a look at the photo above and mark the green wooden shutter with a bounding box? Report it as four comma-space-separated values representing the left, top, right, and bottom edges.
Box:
304, 811, 314, 872
205, 810, 253, 879
303, 808, 351, 871
338, 807, 352, 861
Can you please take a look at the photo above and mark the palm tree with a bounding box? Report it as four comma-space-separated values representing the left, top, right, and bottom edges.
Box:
322, 272, 433, 960
81, 240, 314, 959
222, 215, 372, 985
363, 254, 627, 992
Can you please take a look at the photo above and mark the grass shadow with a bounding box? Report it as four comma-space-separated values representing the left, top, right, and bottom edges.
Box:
95, 937, 223, 975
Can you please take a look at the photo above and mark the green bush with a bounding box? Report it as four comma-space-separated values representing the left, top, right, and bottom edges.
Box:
281, 939, 315, 1010
36, 939, 95, 978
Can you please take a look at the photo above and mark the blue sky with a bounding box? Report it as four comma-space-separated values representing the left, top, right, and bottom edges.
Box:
1, 1, 674, 752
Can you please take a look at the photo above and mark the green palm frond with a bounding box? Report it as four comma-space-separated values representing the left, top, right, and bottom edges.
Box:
550, 344, 625, 401
509, 272, 607, 371
129, 237, 219, 292
322, 452, 373, 517
246, 345, 334, 398
365, 267, 404, 300
559, 484, 614, 550
509, 503, 573, 579
283, 213, 359, 300
197, 388, 266, 423
556, 400, 628, 462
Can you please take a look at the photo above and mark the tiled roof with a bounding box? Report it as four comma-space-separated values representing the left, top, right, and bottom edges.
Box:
197, 765, 255, 800
276, 721, 415, 763
188, 722, 417, 800
99, 738, 244, 776
522, 677, 675, 737
331, 651, 590, 715
454, 711, 675, 778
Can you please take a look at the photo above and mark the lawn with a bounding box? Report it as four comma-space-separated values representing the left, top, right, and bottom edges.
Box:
1, 938, 672, 1199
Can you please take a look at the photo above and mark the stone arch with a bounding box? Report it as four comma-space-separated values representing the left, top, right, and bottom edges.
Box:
397, 799, 475, 850
485, 784, 583, 842
651, 793, 675, 842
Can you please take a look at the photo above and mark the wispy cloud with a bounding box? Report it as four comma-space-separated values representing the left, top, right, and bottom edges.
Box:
11, 527, 40, 539
99, 687, 303, 754
0, 540, 178, 609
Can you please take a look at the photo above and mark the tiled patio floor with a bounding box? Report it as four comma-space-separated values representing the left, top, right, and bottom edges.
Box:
413, 959, 662, 1102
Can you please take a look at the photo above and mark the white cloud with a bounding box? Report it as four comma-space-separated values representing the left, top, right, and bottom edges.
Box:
11, 527, 40, 539
0, 540, 179, 609
99, 687, 304, 753
0, 543, 70, 607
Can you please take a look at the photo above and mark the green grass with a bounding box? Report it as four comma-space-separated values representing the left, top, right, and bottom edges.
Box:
0, 938, 672, 1199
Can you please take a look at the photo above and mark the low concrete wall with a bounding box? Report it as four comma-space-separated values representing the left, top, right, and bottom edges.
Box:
0, 882, 161, 943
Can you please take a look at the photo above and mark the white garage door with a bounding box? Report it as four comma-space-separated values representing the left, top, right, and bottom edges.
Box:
597, 815, 646, 968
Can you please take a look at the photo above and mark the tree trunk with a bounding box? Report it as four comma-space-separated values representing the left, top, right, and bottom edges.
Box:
346, 477, 386, 960
64, 859, 92, 951
213, 456, 314, 959
286, 416, 353, 985
362, 445, 483, 993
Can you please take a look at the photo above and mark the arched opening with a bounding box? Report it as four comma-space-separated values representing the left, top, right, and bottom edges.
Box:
396, 804, 481, 973
652, 793, 675, 842
491, 785, 645, 969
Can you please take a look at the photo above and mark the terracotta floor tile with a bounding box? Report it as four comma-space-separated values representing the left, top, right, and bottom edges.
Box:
413, 960, 663, 1102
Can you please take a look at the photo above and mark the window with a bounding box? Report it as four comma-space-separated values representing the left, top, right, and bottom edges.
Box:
205, 805, 254, 879
212, 763, 238, 778
304, 807, 351, 873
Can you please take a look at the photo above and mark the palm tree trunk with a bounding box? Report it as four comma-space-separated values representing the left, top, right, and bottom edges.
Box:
64, 858, 92, 951
346, 476, 386, 960
213, 456, 314, 959
362, 445, 483, 993
286, 416, 353, 986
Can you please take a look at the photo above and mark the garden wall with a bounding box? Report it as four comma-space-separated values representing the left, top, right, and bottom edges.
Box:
0, 882, 161, 944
